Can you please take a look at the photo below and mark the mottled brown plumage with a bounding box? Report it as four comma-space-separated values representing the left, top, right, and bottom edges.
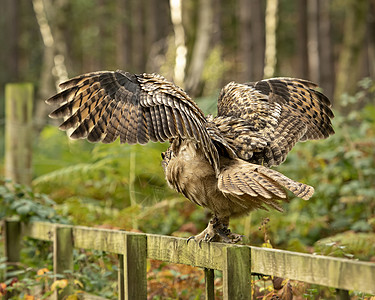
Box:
47, 70, 334, 244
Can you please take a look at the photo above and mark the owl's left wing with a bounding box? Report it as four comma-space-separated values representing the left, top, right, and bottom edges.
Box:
214, 78, 334, 167
46, 70, 220, 172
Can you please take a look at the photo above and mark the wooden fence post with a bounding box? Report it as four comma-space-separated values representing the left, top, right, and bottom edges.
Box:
3, 220, 22, 271
204, 268, 215, 300
5, 83, 33, 186
121, 234, 147, 300
223, 246, 251, 300
3, 220, 22, 299
118, 254, 125, 300
336, 289, 350, 300
53, 226, 73, 300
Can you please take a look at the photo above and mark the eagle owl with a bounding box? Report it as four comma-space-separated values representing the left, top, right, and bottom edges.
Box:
47, 70, 334, 244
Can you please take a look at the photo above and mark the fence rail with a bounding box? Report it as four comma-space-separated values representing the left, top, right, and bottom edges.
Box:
3, 220, 375, 299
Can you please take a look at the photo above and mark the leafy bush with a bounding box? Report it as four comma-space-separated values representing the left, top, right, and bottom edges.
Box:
0, 180, 68, 224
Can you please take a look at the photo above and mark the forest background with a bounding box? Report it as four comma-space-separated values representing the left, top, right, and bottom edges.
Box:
0, 0, 375, 298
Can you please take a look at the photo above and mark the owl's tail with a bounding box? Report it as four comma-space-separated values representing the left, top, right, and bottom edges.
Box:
218, 158, 314, 212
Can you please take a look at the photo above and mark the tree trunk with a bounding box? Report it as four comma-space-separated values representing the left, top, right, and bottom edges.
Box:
33, 0, 69, 132
251, 0, 265, 80
185, 0, 213, 96
264, 0, 278, 78
365, 0, 375, 80
307, 0, 319, 83
133, 0, 146, 72
116, 0, 132, 70
212, 0, 223, 46
239, 0, 265, 81
238, 0, 252, 81
170, 0, 187, 87
334, 0, 369, 102
297, 0, 309, 79
145, 0, 171, 73
318, 0, 334, 102
3, 0, 20, 82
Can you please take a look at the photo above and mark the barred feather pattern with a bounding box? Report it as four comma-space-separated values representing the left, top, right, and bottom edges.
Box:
217, 158, 314, 215
216, 79, 334, 166
47, 70, 220, 173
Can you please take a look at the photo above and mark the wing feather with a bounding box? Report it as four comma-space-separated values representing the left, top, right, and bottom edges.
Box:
214, 78, 334, 166
47, 70, 220, 172
218, 158, 313, 212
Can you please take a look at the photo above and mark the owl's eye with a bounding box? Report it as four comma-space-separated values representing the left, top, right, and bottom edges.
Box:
161, 152, 165, 159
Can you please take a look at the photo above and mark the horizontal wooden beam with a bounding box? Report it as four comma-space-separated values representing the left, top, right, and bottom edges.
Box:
21, 222, 375, 294
21, 221, 56, 241
146, 233, 229, 270
251, 246, 375, 294
72, 225, 129, 253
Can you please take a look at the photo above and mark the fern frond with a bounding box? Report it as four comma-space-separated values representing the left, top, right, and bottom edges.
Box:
32, 158, 115, 186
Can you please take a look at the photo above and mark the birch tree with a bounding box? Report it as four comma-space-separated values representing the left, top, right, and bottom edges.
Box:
264, 0, 278, 78
185, 0, 213, 95
170, 0, 187, 87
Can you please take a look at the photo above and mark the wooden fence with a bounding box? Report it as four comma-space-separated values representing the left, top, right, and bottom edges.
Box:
3, 220, 375, 300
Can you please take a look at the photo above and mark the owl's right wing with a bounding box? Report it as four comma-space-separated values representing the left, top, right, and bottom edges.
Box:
46, 70, 219, 172
214, 78, 334, 167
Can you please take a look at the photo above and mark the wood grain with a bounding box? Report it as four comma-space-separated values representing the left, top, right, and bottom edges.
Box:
15, 221, 375, 297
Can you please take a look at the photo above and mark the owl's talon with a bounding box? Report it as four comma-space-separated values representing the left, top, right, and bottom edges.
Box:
186, 236, 195, 244
185, 217, 242, 246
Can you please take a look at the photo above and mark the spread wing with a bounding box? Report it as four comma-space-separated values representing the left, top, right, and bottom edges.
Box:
46, 70, 219, 171
213, 78, 334, 167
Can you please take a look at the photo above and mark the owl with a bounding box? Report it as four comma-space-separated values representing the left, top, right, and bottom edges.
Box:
47, 70, 334, 244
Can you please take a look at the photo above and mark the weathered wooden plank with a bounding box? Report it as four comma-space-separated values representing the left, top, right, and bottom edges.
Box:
223, 246, 251, 300
146, 234, 227, 270
22, 221, 55, 241
72, 226, 129, 253
22, 222, 375, 296
123, 234, 147, 300
251, 246, 375, 294
54, 226, 74, 299
204, 268, 215, 300
5, 83, 33, 185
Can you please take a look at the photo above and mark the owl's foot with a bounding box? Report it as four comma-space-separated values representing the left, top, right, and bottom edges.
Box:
187, 217, 243, 247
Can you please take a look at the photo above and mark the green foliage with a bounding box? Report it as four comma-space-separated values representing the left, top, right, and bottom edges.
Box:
33, 126, 173, 209
314, 231, 375, 261
73, 249, 118, 299
0, 181, 70, 298
0, 241, 119, 299
0, 180, 68, 224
